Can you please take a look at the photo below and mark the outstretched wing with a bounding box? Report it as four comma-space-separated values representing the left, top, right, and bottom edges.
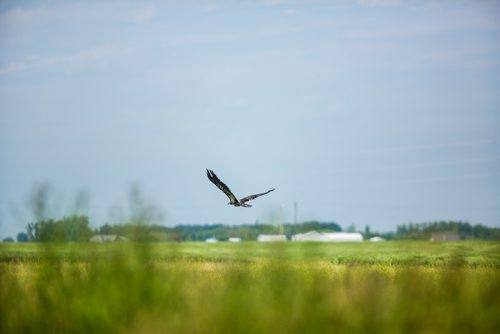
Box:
206, 169, 239, 204
240, 188, 275, 204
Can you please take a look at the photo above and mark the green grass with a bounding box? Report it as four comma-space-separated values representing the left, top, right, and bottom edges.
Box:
1, 241, 500, 333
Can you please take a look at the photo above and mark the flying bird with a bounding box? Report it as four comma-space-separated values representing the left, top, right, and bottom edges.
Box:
206, 169, 275, 207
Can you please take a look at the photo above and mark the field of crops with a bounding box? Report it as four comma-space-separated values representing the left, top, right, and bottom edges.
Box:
1, 241, 499, 333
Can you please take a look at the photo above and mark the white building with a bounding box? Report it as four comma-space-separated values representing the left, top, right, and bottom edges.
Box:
322, 232, 363, 242
90, 234, 129, 243
369, 236, 385, 242
257, 234, 287, 242
291, 231, 329, 242
292, 231, 363, 242
205, 237, 218, 243
228, 237, 242, 242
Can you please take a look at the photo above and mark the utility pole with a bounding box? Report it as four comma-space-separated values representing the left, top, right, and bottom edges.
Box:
294, 201, 298, 224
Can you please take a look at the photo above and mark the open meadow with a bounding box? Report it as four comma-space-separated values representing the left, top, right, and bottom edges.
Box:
1, 241, 499, 333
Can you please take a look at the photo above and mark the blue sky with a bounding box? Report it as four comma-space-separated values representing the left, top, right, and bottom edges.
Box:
1, 0, 499, 238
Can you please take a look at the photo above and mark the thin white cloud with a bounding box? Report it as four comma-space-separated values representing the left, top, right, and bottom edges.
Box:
0, 62, 29, 75
0, 3, 163, 29
0, 6, 58, 25
0, 29, 242, 76
0, 44, 135, 76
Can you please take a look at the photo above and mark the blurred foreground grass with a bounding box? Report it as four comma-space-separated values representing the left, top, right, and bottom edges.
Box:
1, 241, 499, 333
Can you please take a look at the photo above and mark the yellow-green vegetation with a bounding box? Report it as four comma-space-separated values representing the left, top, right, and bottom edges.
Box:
1, 241, 499, 333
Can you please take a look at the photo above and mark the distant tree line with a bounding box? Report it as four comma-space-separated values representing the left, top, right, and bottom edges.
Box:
13, 219, 342, 242
393, 221, 500, 240
3, 217, 500, 242
95, 221, 342, 242
92, 220, 500, 242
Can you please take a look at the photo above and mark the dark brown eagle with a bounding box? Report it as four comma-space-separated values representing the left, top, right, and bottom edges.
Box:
206, 169, 275, 207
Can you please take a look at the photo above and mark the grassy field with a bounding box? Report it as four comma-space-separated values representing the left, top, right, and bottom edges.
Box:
1, 241, 499, 333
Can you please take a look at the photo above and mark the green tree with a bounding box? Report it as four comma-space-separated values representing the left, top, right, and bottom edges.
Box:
26, 215, 92, 242
17, 232, 29, 242
98, 224, 114, 234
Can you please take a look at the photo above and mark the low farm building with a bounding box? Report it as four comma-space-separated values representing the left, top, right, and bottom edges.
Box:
291, 231, 329, 242
292, 231, 363, 242
369, 236, 385, 242
205, 237, 218, 243
90, 234, 129, 243
257, 234, 287, 242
